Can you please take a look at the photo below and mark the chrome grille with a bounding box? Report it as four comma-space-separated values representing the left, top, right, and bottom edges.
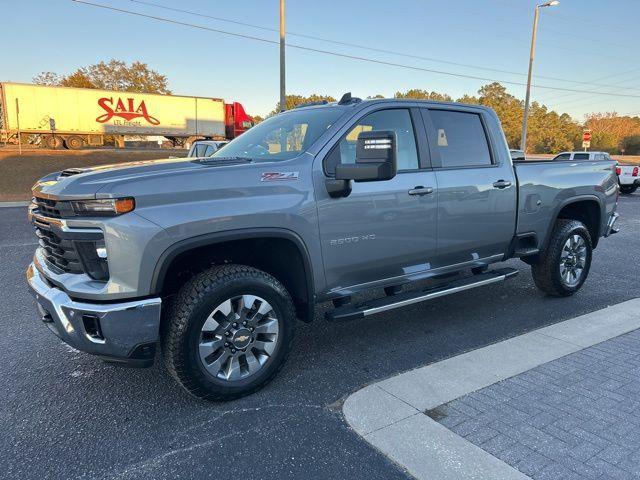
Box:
35, 227, 83, 274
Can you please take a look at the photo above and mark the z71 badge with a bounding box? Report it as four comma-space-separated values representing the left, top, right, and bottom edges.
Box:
261, 171, 299, 182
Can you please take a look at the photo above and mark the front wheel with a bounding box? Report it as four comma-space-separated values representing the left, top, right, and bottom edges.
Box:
531, 219, 592, 297
162, 264, 296, 401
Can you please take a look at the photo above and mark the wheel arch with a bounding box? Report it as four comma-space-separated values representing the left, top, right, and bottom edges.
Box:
151, 228, 316, 322
544, 196, 603, 251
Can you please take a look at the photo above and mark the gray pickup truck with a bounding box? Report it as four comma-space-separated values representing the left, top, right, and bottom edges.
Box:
27, 95, 620, 400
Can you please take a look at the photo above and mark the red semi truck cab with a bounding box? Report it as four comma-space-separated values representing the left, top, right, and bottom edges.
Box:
225, 102, 254, 139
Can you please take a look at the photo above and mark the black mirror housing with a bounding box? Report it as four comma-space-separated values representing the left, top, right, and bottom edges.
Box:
335, 130, 397, 182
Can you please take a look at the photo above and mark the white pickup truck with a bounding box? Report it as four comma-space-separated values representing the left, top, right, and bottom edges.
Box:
553, 151, 638, 195
617, 164, 639, 195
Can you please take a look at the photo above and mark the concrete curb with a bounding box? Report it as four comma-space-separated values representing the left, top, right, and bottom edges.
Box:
343, 298, 640, 480
0, 201, 29, 208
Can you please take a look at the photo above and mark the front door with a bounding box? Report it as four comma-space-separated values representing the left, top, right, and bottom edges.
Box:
421, 107, 516, 267
315, 108, 438, 296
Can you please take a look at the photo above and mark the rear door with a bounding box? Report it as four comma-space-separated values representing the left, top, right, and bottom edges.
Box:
316, 107, 438, 295
421, 107, 516, 267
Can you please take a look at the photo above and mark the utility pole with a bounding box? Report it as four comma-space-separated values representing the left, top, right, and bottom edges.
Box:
15, 98, 22, 155
279, 0, 286, 112
521, 1, 559, 152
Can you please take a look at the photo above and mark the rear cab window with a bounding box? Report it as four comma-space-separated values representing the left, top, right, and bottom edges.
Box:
422, 109, 492, 168
194, 143, 209, 157
204, 145, 216, 157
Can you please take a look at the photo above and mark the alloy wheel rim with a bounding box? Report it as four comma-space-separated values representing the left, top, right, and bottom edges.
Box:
559, 234, 587, 287
198, 295, 279, 381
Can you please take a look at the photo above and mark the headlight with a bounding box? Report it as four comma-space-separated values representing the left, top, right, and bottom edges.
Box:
70, 198, 135, 216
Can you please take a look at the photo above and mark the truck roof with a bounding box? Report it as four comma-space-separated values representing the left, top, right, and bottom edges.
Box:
290, 97, 496, 115
556, 151, 610, 155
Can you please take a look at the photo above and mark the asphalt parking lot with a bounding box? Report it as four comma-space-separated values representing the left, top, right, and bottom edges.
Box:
1, 195, 638, 480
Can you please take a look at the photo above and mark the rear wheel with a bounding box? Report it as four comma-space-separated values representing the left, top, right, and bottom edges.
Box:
620, 185, 637, 195
41, 135, 63, 149
531, 219, 592, 297
64, 135, 84, 150
162, 264, 296, 401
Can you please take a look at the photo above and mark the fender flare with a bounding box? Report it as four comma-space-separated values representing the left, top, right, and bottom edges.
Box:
150, 228, 316, 321
542, 194, 603, 251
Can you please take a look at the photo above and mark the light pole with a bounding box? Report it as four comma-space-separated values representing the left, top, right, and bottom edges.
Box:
279, 0, 286, 111
521, 0, 559, 152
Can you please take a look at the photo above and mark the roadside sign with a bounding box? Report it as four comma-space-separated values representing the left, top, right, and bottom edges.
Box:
582, 130, 591, 151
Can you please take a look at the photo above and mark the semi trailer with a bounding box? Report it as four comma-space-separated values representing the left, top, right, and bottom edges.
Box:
0, 82, 253, 149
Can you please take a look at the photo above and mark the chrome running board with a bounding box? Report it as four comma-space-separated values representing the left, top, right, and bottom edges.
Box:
325, 268, 519, 322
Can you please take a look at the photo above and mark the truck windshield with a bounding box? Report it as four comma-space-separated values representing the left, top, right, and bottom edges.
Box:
212, 107, 345, 161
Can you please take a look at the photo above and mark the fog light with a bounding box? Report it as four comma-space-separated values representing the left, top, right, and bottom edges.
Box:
82, 314, 104, 341
96, 246, 107, 259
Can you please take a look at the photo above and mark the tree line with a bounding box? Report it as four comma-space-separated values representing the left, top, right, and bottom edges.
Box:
34, 60, 640, 155
270, 84, 640, 155
34, 59, 171, 95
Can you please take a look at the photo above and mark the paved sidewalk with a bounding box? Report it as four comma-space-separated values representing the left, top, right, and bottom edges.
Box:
343, 298, 640, 480
434, 329, 640, 480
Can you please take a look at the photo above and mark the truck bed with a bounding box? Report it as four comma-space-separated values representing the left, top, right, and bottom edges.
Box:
513, 159, 618, 249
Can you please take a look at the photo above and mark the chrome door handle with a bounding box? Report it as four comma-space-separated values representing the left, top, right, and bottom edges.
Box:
493, 180, 512, 189
408, 186, 434, 196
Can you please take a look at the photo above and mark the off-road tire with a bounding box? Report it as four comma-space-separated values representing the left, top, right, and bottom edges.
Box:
531, 219, 592, 297
620, 185, 637, 195
162, 264, 296, 401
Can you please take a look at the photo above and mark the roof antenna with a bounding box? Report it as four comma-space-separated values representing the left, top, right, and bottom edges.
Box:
338, 92, 352, 105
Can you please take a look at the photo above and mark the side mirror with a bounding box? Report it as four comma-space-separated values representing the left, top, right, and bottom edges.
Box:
335, 130, 397, 182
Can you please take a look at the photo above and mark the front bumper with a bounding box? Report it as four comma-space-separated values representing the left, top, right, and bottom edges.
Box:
27, 263, 162, 366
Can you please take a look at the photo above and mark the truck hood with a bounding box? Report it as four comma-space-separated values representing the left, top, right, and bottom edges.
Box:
32, 156, 251, 200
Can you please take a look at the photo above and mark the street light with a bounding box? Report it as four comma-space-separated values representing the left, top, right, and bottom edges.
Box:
521, 0, 559, 152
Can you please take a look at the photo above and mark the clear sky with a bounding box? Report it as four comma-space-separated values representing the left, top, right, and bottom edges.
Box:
1, 0, 639, 119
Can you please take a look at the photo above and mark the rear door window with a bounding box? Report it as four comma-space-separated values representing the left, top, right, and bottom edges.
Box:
424, 110, 492, 168
573, 153, 590, 160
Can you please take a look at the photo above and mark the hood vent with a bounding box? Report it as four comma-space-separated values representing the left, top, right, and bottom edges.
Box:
58, 168, 85, 179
